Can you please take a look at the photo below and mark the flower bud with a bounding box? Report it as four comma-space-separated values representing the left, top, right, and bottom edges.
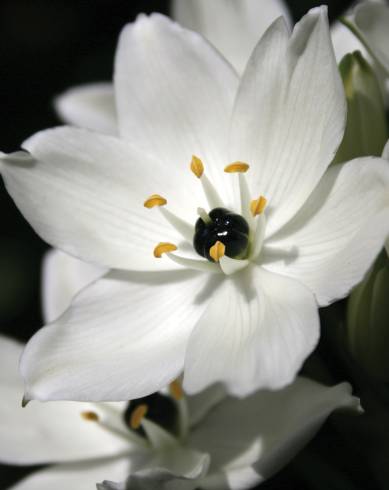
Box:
347, 252, 389, 381
333, 51, 388, 165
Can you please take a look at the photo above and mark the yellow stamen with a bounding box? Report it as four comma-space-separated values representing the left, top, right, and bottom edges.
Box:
169, 379, 184, 401
130, 404, 148, 429
153, 242, 178, 258
250, 196, 267, 216
81, 411, 100, 422
209, 241, 226, 262
190, 155, 204, 178
144, 194, 167, 208
224, 162, 250, 173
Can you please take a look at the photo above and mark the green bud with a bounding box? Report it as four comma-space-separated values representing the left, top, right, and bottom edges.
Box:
347, 251, 389, 381
333, 51, 388, 165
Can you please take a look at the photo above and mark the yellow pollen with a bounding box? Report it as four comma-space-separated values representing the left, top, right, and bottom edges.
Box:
130, 404, 148, 429
153, 242, 177, 258
224, 162, 250, 173
144, 194, 167, 208
209, 241, 226, 262
81, 411, 100, 422
169, 379, 184, 401
250, 196, 267, 216
190, 155, 204, 178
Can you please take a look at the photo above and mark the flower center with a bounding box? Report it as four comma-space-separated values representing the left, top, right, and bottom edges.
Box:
144, 156, 268, 275
193, 207, 249, 262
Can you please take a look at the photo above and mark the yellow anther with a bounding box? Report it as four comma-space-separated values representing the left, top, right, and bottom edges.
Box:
190, 155, 204, 178
209, 241, 226, 262
130, 404, 148, 429
81, 411, 100, 422
144, 194, 167, 208
250, 196, 267, 216
224, 162, 250, 173
153, 242, 177, 258
169, 379, 184, 401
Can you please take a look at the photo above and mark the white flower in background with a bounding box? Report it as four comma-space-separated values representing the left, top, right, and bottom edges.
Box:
55, 0, 389, 131
382, 141, 389, 255
0, 335, 361, 490
55, 0, 292, 134
1, 8, 389, 403
331, 1, 389, 103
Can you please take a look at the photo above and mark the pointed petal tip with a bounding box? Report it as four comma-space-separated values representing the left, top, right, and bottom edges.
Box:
21, 394, 31, 408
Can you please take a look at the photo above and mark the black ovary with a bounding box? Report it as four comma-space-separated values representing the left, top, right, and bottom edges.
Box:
123, 392, 178, 438
193, 207, 249, 262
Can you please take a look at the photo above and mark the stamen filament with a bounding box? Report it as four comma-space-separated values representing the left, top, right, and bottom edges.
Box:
197, 207, 211, 224
159, 207, 193, 242
251, 213, 267, 260
164, 252, 220, 273
200, 174, 224, 209
81, 409, 148, 447
190, 156, 223, 208
220, 256, 250, 275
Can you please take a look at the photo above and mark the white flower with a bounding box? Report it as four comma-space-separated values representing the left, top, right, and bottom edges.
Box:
42, 248, 105, 323
0, 335, 361, 490
1, 8, 389, 402
382, 140, 389, 255
55, 0, 292, 133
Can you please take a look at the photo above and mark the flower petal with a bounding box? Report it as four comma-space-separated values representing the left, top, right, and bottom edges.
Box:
331, 20, 366, 63
189, 377, 361, 490
354, 2, 389, 74
0, 335, 132, 465
264, 157, 389, 306
172, 0, 291, 74
1, 127, 191, 271
54, 83, 117, 135
230, 7, 346, 236
183, 267, 319, 396
114, 13, 239, 203
8, 457, 132, 490
21, 269, 213, 402
42, 249, 105, 323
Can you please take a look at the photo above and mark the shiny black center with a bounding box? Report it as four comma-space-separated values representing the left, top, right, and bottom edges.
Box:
123, 392, 179, 438
193, 207, 250, 262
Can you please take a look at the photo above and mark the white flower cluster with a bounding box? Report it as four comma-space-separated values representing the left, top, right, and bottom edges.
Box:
1, 1, 389, 488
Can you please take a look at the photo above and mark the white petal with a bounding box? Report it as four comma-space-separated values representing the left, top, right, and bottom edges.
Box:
331, 20, 366, 63
189, 378, 361, 490
187, 384, 226, 427
230, 7, 346, 236
172, 0, 291, 74
114, 14, 239, 204
42, 249, 105, 323
21, 269, 213, 402
264, 157, 389, 306
383, 139, 389, 160
54, 83, 117, 135
355, 2, 389, 73
142, 420, 210, 480
183, 267, 319, 396
1, 127, 190, 271
8, 457, 132, 490
0, 335, 132, 465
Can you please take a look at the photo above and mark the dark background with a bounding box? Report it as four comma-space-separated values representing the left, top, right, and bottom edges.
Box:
0, 1, 373, 489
